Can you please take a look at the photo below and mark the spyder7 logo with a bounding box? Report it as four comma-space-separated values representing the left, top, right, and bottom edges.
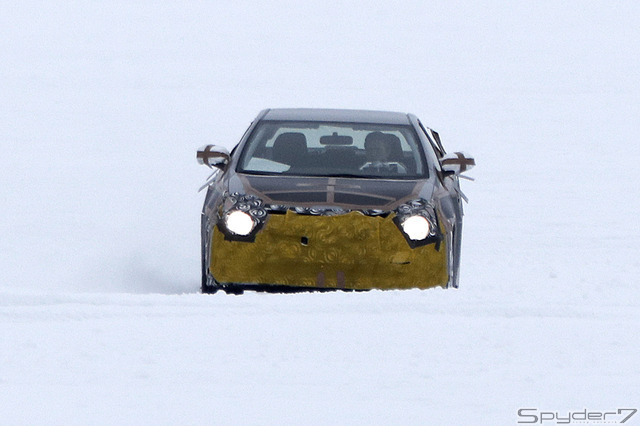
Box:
517, 408, 637, 424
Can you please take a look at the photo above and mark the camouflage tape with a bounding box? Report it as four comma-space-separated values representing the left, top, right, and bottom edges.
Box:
210, 210, 448, 290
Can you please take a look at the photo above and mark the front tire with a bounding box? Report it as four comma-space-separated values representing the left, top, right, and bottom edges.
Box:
201, 251, 220, 294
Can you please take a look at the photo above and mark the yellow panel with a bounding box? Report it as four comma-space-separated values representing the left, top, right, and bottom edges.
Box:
210, 211, 448, 290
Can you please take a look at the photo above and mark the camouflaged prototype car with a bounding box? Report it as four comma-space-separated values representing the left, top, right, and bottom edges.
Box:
197, 108, 474, 294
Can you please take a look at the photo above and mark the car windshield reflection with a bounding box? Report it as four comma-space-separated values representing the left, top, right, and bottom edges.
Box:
237, 121, 429, 179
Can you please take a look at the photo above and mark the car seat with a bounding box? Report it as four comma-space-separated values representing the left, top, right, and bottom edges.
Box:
272, 132, 308, 167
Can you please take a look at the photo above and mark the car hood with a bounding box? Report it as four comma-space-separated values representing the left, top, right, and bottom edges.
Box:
229, 173, 432, 211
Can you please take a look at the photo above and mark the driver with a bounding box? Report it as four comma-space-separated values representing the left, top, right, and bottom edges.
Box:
360, 131, 407, 174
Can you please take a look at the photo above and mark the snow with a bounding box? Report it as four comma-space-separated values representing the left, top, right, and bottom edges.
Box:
1, 1, 639, 424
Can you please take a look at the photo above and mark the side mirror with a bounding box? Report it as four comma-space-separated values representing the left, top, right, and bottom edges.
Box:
197, 145, 230, 170
441, 152, 475, 175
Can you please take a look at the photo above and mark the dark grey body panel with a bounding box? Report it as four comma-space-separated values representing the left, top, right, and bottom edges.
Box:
235, 174, 428, 210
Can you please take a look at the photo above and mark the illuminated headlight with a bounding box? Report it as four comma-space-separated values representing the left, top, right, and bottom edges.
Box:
401, 215, 431, 240
224, 210, 256, 236
394, 199, 441, 249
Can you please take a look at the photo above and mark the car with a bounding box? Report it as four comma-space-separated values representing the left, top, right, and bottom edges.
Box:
197, 108, 474, 294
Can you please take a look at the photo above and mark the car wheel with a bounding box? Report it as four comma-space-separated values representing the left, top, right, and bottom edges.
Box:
201, 281, 219, 294
201, 253, 220, 294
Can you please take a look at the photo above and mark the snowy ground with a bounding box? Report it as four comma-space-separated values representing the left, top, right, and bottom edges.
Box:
1, 1, 639, 425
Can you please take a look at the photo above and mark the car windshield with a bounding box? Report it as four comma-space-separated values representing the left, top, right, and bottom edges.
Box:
237, 121, 428, 179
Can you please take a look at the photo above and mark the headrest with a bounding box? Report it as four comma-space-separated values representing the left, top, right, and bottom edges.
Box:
273, 132, 307, 165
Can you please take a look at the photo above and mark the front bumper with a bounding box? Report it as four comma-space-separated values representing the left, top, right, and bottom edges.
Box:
210, 210, 448, 290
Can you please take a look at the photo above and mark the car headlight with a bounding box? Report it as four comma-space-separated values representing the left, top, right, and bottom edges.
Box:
401, 215, 431, 240
393, 199, 442, 249
224, 210, 256, 236
219, 193, 268, 241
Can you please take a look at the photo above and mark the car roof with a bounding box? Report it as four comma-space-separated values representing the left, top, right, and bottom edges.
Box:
261, 108, 411, 125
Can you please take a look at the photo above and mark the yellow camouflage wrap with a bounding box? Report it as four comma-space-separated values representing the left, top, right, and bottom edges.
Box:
210, 211, 448, 290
